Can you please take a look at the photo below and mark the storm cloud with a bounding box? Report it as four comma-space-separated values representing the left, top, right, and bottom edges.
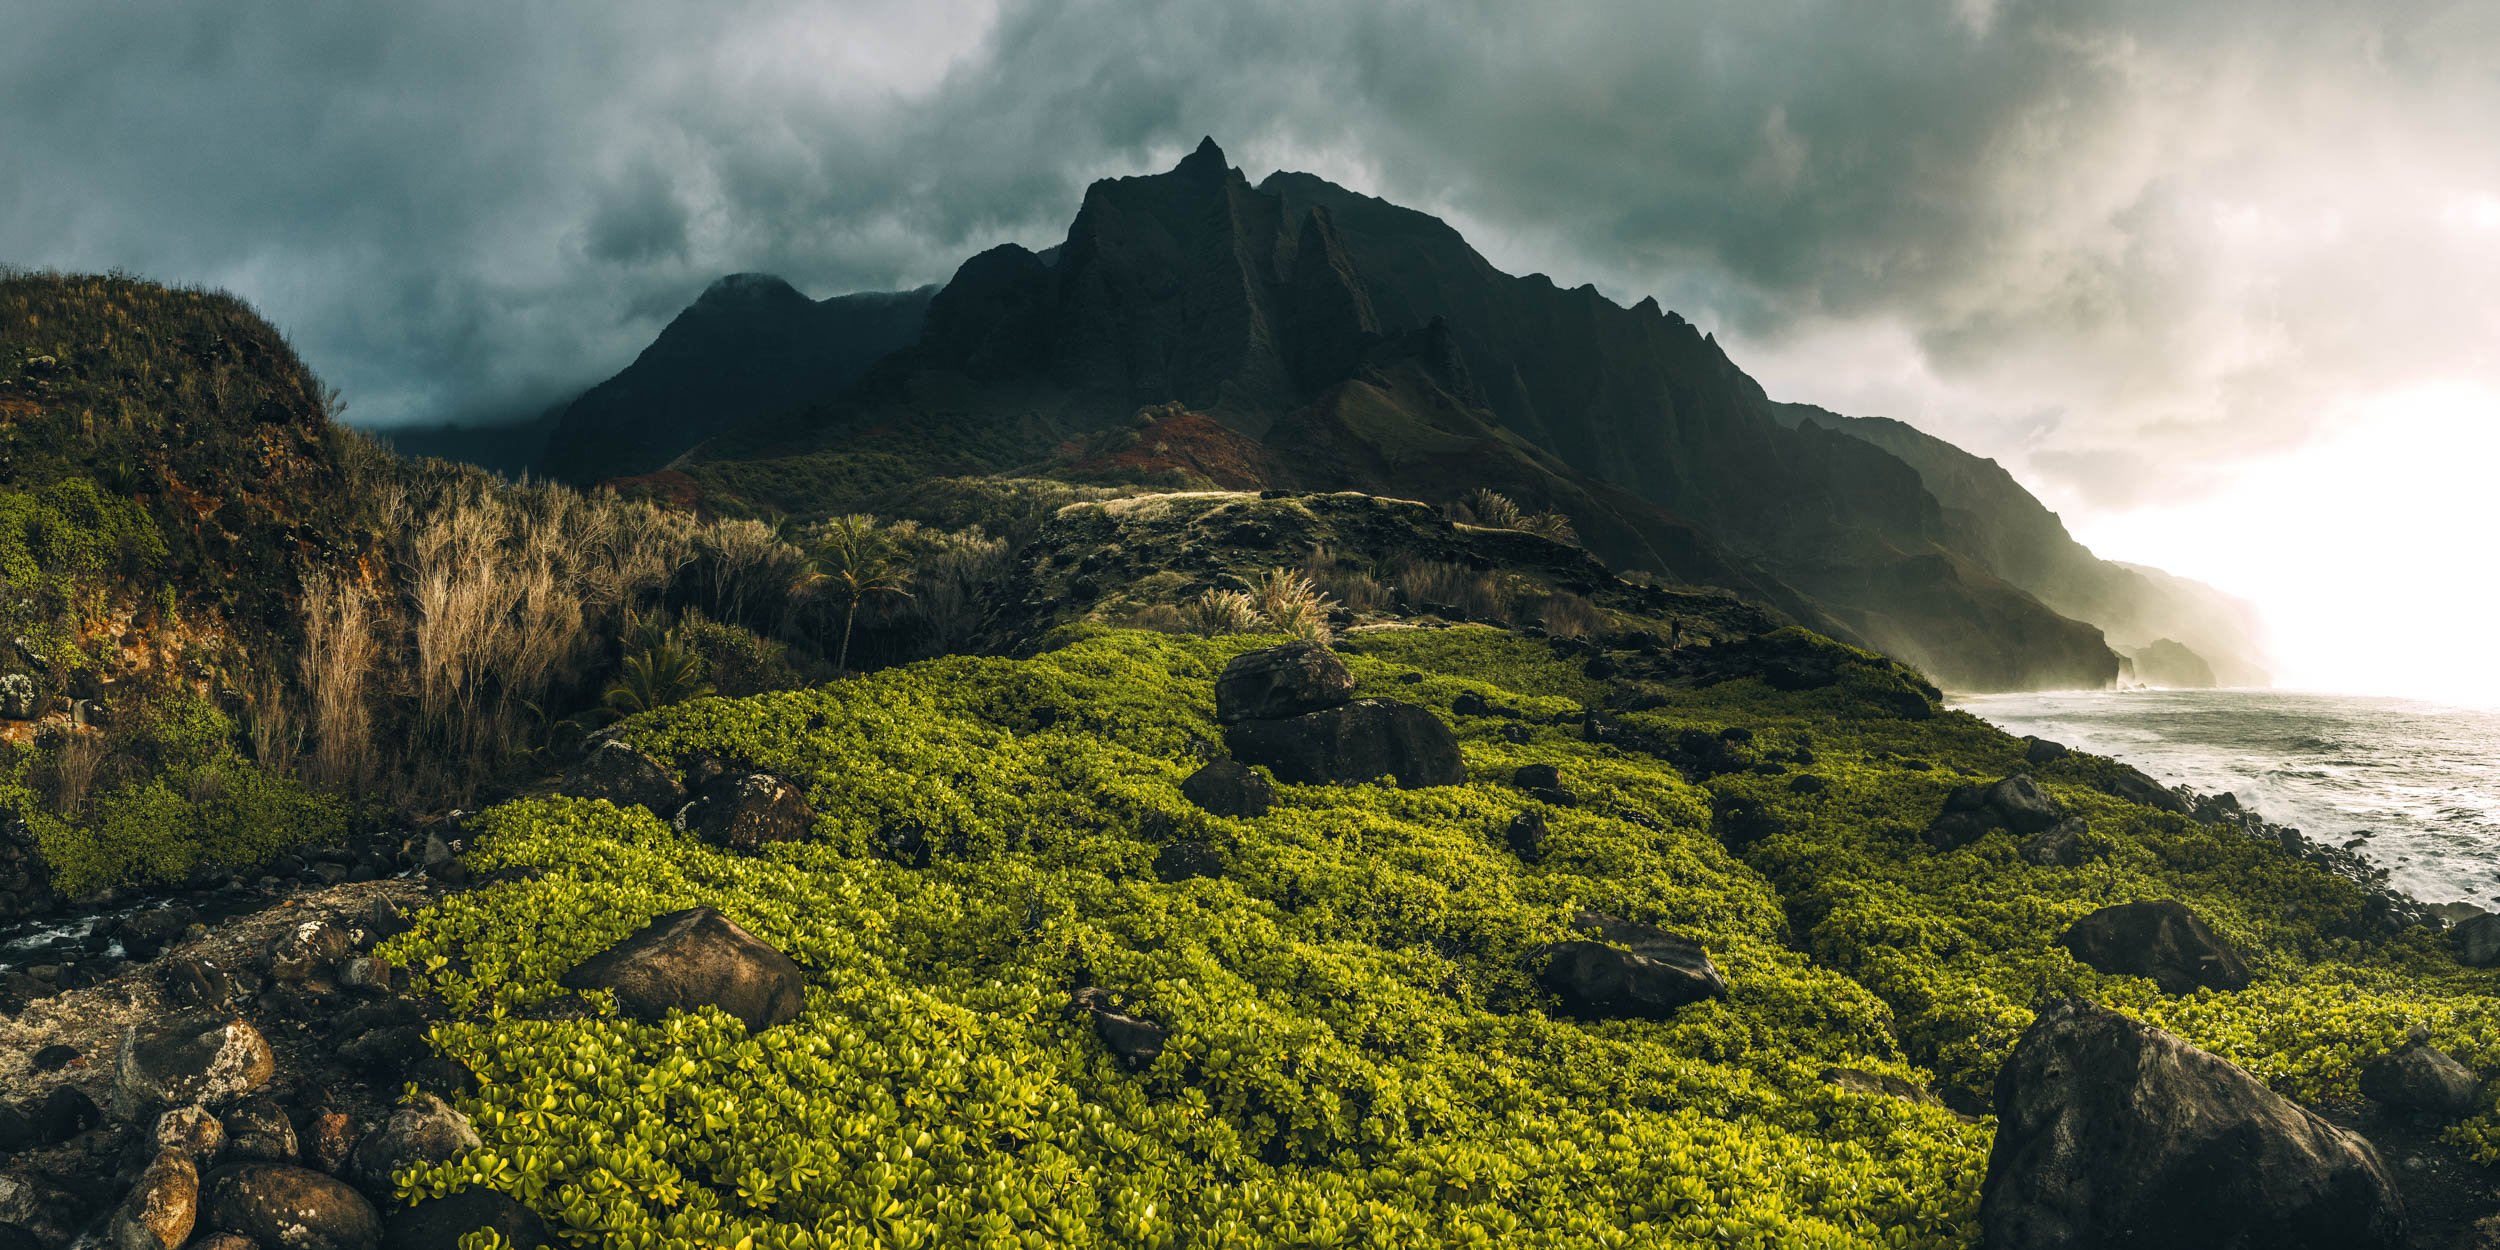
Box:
6, 0, 2497, 520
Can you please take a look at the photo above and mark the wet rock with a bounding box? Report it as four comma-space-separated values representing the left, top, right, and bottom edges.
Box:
563, 741, 686, 816
1223, 699, 1465, 788
1531, 912, 1727, 1020
2058, 900, 2251, 994
2454, 912, 2500, 967
558, 907, 805, 1032
223, 1097, 298, 1162
2020, 817, 2092, 868
382, 1188, 550, 1250
1151, 841, 1223, 883
155, 1105, 226, 1158
676, 773, 816, 853
1504, 809, 1548, 864
1212, 643, 1354, 724
2359, 1040, 2481, 1117
1069, 987, 1165, 1071
111, 1017, 277, 1119
349, 1096, 478, 1199
204, 1163, 381, 1250
1981, 997, 2403, 1250
108, 1149, 197, 1250
1178, 759, 1273, 818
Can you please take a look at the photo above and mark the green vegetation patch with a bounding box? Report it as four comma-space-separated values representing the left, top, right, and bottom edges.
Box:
384, 627, 2500, 1248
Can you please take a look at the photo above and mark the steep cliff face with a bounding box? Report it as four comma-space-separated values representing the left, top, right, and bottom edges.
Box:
668, 140, 2132, 691
536, 275, 933, 485
1778, 405, 2269, 686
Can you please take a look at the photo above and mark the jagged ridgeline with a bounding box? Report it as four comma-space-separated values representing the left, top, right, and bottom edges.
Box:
530, 138, 2266, 693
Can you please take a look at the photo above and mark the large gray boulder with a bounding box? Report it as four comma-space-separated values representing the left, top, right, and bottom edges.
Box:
1981, 997, 2403, 1250
2058, 900, 2251, 994
1213, 643, 1354, 724
2455, 912, 2500, 967
2358, 1040, 2481, 1117
1531, 912, 1727, 1020
1987, 774, 2063, 834
1223, 699, 1465, 789
559, 907, 805, 1032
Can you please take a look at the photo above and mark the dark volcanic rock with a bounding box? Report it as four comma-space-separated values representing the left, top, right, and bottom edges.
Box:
563, 741, 687, 816
384, 1189, 551, 1250
2454, 913, 2500, 967
204, 1162, 382, 1250
2057, 900, 2251, 994
2358, 1040, 2481, 1117
1986, 774, 2062, 834
2102, 764, 2193, 815
560, 907, 805, 1032
1980, 997, 2403, 1250
2023, 736, 2070, 764
1069, 987, 1165, 1071
108, 1149, 198, 1250
2020, 817, 2092, 868
221, 1095, 299, 1162
1923, 808, 2004, 852
34, 1084, 99, 1144
1212, 643, 1354, 724
676, 773, 815, 853
1223, 698, 1464, 788
1152, 840, 1223, 883
1179, 759, 1274, 817
1531, 912, 1727, 1020
349, 1095, 480, 1199
1504, 809, 1548, 864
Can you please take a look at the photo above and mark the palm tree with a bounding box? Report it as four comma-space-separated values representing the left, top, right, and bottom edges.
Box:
601, 632, 713, 720
802, 515, 914, 675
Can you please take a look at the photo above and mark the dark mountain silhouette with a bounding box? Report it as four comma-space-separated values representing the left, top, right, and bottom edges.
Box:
583, 138, 2251, 691
535, 274, 934, 484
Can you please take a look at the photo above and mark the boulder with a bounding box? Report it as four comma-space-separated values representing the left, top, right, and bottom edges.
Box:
107, 1150, 197, 1250
33, 1084, 99, 1144
1532, 913, 1727, 1020
1212, 643, 1354, 724
1981, 997, 2403, 1250
0, 673, 34, 720
1511, 763, 1574, 806
1504, 809, 1548, 864
204, 1163, 382, 1250
2058, 900, 2251, 994
563, 741, 686, 815
2020, 817, 2092, 867
2104, 765, 2193, 815
191, 1236, 257, 1250
1178, 759, 1273, 818
267, 921, 353, 985
558, 907, 805, 1032
154, 1105, 226, 1158
1986, 774, 2062, 834
1788, 773, 1829, 795
111, 1018, 276, 1119
349, 1095, 479, 1198
307, 1110, 359, 1175
2358, 1041, 2481, 1117
383, 1189, 550, 1250
222, 1096, 298, 1162
2455, 912, 2500, 967
1223, 699, 1465, 788
1069, 987, 1165, 1071
1151, 840, 1223, 883
1923, 808, 2004, 852
2023, 736, 2070, 764
675, 773, 815, 853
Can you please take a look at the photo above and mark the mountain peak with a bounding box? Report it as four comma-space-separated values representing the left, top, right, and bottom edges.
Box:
1174, 135, 1229, 179
696, 272, 806, 308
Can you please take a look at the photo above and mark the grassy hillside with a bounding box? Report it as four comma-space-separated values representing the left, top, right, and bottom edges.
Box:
379, 627, 2499, 1248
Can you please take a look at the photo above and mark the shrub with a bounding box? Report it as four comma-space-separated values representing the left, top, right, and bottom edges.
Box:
1539, 592, 1606, 640
1179, 588, 1265, 637
1248, 567, 1337, 644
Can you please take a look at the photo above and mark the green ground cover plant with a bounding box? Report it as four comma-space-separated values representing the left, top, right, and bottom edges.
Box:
383, 626, 2500, 1248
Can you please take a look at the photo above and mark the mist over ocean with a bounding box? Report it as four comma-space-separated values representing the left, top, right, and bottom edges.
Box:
1958, 690, 2500, 907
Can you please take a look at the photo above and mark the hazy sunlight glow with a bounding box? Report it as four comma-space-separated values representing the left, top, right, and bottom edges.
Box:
2073, 382, 2500, 708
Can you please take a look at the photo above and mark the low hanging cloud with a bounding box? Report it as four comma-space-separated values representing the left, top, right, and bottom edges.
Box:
4, 0, 2495, 523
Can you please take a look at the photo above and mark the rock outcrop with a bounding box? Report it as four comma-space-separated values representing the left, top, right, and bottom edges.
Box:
1981, 997, 2403, 1250
559, 907, 806, 1032
1531, 912, 1727, 1020
1225, 697, 1466, 789
563, 742, 687, 817
675, 772, 816, 852
1213, 643, 1355, 723
2057, 900, 2251, 994
1179, 759, 1274, 817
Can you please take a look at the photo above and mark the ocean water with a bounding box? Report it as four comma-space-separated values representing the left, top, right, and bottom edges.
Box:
1954, 690, 2500, 907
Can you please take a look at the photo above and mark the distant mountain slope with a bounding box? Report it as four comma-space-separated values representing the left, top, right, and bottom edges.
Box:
1775, 405, 2268, 686
657, 140, 2171, 691
536, 274, 933, 485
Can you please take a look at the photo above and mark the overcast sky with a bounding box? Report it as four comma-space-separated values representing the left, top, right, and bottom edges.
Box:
7, 1, 2498, 697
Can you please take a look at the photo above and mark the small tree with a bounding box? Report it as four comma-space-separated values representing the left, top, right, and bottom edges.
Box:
600, 625, 713, 720
803, 515, 915, 675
